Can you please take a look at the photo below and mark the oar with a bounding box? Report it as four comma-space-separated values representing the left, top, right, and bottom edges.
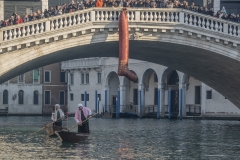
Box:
31, 116, 65, 136
68, 112, 99, 132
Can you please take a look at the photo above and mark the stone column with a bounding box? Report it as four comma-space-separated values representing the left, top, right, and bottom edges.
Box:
179, 83, 187, 117
119, 84, 126, 112
41, 0, 48, 11
138, 84, 145, 118
201, 83, 206, 116
168, 88, 172, 119
160, 83, 165, 118
0, 1, 4, 21
104, 85, 110, 112
213, 0, 220, 13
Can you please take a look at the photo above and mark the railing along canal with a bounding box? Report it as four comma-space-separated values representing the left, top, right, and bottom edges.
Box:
0, 8, 240, 44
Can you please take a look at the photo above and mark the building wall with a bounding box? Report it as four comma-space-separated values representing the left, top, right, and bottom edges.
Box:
0, 69, 42, 114
4, 0, 42, 19
185, 77, 201, 105
220, 1, 240, 14
2, 84, 42, 114
0, 74, 42, 114
0, 1, 4, 21
201, 83, 239, 117
49, 0, 70, 6
42, 63, 67, 114
62, 57, 240, 117
213, 0, 221, 13
144, 73, 157, 106
67, 69, 103, 113
41, 0, 48, 10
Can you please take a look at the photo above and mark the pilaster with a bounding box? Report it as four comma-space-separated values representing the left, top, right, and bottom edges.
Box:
158, 83, 165, 117
104, 85, 110, 112
138, 83, 145, 117
179, 83, 186, 116
119, 84, 126, 112
0, 0, 4, 21
213, 0, 221, 13
41, 0, 48, 11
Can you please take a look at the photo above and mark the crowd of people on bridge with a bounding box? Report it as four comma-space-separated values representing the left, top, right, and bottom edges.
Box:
0, 0, 240, 28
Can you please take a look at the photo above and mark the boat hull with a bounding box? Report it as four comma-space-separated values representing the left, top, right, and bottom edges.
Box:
55, 131, 89, 143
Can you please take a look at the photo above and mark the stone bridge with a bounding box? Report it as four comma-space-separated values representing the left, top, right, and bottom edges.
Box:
0, 8, 240, 108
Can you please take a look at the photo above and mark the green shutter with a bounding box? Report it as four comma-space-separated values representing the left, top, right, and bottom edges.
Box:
34, 69, 39, 81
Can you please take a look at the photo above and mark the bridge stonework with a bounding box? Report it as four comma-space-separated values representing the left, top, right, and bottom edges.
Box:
0, 8, 240, 108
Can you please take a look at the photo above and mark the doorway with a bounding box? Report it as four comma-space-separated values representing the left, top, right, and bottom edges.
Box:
171, 90, 179, 114
112, 96, 117, 112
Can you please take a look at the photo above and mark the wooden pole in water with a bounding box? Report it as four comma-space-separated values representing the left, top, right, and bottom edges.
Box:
31, 116, 65, 136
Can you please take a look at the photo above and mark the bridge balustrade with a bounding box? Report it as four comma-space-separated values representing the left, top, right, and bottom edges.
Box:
0, 8, 239, 46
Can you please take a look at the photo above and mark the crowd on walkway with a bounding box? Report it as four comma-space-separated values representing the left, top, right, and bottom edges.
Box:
0, 0, 240, 28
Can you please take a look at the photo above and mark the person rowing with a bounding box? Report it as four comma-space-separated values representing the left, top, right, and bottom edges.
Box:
74, 103, 91, 133
51, 104, 65, 127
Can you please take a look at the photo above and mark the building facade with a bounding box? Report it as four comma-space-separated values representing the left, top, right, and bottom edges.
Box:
42, 63, 68, 114
0, 62, 67, 115
0, 69, 42, 114
2, 0, 48, 20
61, 57, 240, 118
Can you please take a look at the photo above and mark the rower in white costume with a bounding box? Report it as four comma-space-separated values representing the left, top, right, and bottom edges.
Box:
51, 104, 65, 127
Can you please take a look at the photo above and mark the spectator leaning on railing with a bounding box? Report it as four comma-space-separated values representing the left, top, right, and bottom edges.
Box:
0, 0, 240, 28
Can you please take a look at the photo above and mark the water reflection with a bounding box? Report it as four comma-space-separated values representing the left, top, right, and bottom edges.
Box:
0, 117, 240, 159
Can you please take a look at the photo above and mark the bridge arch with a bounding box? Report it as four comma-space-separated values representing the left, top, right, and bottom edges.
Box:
1, 8, 240, 108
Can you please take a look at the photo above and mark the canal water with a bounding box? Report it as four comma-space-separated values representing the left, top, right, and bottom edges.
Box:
0, 116, 240, 159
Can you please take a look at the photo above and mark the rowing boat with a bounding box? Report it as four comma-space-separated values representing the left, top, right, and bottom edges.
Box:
44, 125, 62, 136
55, 130, 90, 143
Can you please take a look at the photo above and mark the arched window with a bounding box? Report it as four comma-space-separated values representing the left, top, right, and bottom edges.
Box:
18, 90, 24, 104
33, 91, 39, 105
3, 90, 8, 104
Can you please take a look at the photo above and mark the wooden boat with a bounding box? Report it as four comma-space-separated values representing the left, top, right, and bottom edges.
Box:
55, 130, 90, 143
44, 124, 62, 136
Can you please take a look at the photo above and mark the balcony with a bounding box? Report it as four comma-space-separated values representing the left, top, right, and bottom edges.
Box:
61, 58, 103, 70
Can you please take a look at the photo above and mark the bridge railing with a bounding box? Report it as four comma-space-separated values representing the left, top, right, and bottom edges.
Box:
1, 19, 48, 41
0, 8, 239, 43
49, 10, 92, 32
183, 10, 224, 33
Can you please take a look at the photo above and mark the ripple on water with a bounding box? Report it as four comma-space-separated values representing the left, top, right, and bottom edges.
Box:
0, 117, 240, 159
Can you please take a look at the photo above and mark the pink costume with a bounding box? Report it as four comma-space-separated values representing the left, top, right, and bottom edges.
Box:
74, 107, 91, 123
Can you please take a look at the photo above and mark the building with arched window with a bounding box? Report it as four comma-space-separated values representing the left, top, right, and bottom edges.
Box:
0, 62, 67, 115
61, 57, 240, 118
0, 70, 43, 114
3, 90, 8, 105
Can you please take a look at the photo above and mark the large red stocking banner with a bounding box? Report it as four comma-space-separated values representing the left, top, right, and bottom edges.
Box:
118, 8, 138, 82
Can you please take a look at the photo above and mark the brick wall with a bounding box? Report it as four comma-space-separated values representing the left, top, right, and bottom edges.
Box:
9, 70, 37, 84
42, 63, 68, 114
